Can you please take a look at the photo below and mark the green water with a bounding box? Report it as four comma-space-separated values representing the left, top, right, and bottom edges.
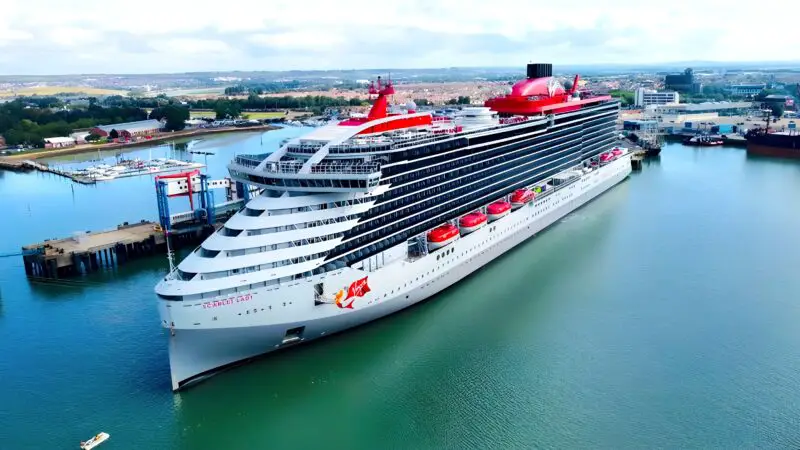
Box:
2, 138, 800, 449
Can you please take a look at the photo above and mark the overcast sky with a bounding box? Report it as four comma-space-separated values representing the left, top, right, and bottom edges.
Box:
1, 0, 798, 75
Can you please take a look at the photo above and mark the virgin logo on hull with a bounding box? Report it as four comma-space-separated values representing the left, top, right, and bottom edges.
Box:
334, 277, 372, 309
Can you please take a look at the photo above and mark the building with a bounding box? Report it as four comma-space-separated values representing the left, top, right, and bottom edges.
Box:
89, 119, 163, 139
634, 88, 679, 107
762, 95, 795, 109
727, 83, 766, 97
653, 101, 753, 126
0, 135, 6, 148
654, 101, 752, 116
43, 137, 77, 148
665, 68, 703, 94
69, 131, 91, 144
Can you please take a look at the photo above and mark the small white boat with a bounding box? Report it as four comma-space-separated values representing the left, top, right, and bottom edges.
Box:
80, 432, 110, 449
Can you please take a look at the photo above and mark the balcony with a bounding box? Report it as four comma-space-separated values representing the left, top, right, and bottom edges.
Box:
234, 154, 269, 169
263, 161, 381, 176
228, 159, 382, 193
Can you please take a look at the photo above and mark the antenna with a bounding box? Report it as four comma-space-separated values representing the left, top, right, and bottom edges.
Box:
166, 232, 176, 273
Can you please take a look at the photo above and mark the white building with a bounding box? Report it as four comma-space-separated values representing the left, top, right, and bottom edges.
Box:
635, 88, 680, 107
727, 83, 766, 96
43, 137, 76, 148
654, 101, 752, 116
69, 131, 91, 143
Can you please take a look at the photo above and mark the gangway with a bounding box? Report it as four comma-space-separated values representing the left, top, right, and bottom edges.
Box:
155, 170, 259, 232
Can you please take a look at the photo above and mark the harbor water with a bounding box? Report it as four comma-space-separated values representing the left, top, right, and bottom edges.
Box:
2, 135, 800, 449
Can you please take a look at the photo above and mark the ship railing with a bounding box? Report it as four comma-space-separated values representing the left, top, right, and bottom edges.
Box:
328, 142, 392, 154
264, 161, 305, 173
264, 161, 381, 175
286, 143, 325, 154
309, 162, 381, 175
234, 154, 269, 168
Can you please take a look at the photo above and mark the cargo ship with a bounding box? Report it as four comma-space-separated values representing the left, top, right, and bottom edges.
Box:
154, 63, 632, 390
746, 87, 800, 159
746, 129, 800, 159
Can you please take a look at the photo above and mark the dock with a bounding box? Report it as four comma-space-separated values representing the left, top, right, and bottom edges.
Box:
631, 151, 645, 170
20, 170, 254, 279
0, 159, 96, 184
22, 221, 165, 278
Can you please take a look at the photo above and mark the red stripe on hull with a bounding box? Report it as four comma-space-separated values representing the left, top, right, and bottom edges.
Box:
747, 143, 800, 159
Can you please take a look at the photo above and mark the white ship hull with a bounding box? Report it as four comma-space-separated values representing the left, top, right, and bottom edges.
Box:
159, 154, 632, 390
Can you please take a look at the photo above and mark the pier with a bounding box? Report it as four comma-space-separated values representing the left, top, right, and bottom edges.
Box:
0, 159, 96, 184
20, 170, 255, 279
631, 151, 644, 171
21, 220, 217, 279
23, 221, 164, 278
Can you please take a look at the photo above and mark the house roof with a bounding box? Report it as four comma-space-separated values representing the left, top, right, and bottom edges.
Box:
44, 137, 76, 144
94, 119, 162, 133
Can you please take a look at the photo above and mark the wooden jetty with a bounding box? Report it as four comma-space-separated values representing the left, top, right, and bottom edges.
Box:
0, 158, 95, 184
21, 221, 212, 279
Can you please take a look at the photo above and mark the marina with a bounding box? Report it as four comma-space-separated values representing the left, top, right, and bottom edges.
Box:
0, 155, 205, 184
70, 158, 205, 182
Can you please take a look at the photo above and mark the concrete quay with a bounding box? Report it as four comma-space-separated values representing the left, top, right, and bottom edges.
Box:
21, 221, 211, 279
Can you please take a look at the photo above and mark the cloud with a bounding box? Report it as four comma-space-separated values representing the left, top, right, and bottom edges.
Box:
0, 0, 799, 74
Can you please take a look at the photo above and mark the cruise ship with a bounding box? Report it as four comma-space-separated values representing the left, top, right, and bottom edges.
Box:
154, 63, 633, 390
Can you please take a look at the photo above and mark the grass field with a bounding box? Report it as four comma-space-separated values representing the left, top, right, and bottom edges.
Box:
0, 86, 129, 97
189, 110, 287, 119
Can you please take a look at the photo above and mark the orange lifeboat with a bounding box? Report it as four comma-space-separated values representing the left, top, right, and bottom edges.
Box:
611, 147, 623, 157
487, 200, 511, 221
510, 189, 535, 209
427, 223, 460, 250
599, 152, 613, 163
459, 211, 487, 234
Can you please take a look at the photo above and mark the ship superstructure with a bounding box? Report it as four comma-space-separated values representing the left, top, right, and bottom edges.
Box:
155, 63, 632, 390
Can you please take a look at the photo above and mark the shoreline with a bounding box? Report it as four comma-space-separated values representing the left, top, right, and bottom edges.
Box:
1, 124, 279, 162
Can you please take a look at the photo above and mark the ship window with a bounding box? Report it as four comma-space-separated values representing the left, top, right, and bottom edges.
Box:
198, 248, 220, 258
220, 227, 243, 237
176, 270, 196, 281
157, 294, 183, 301
244, 207, 265, 217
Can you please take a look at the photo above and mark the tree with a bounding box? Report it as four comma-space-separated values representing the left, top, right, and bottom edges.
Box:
609, 90, 635, 106
214, 100, 242, 119
150, 104, 189, 131
457, 96, 471, 104
109, 129, 119, 139
770, 103, 785, 118
85, 133, 102, 142
414, 98, 431, 106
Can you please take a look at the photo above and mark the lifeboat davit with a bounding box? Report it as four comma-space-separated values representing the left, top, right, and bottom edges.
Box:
459, 211, 487, 234
427, 224, 459, 250
487, 201, 511, 221
510, 189, 535, 209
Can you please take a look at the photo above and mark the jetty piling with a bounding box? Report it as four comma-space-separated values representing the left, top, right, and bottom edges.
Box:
21, 221, 216, 280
